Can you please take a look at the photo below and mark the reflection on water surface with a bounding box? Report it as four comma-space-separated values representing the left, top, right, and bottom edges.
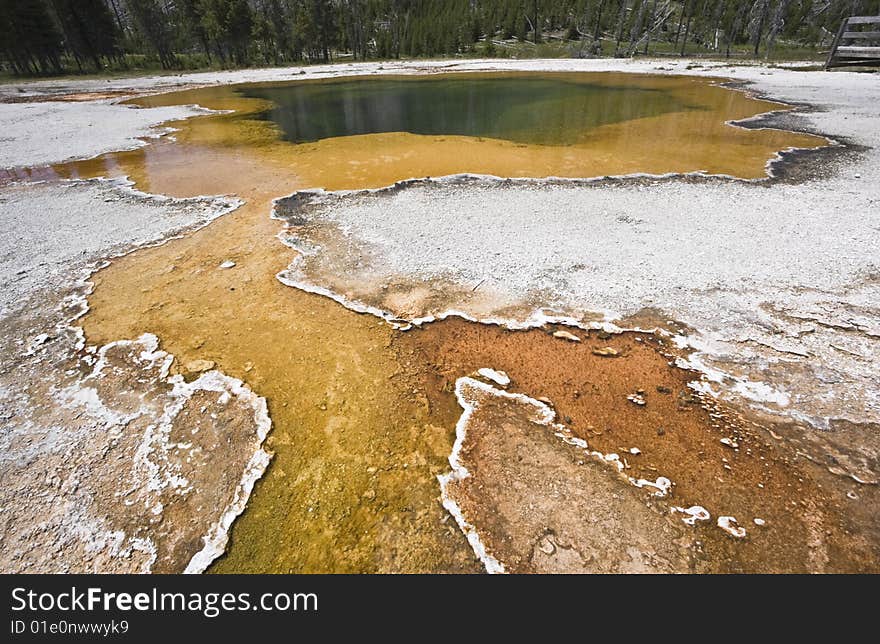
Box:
240, 75, 699, 145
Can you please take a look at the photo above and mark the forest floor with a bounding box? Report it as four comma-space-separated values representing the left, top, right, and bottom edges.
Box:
0, 58, 878, 573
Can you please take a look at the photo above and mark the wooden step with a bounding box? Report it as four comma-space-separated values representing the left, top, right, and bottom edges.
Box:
835, 46, 880, 58
846, 16, 880, 25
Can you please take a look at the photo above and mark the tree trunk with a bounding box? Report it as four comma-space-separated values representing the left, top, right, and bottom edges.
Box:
533, 0, 541, 43
643, 0, 658, 54
713, 0, 728, 52
614, 0, 628, 56
108, 0, 128, 37
765, 0, 792, 59
673, 1, 686, 47
680, 11, 693, 56
629, 0, 647, 54
752, 0, 770, 57
594, 0, 607, 42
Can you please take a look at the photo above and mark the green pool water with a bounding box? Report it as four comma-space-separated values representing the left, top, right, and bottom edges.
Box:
237, 75, 700, 146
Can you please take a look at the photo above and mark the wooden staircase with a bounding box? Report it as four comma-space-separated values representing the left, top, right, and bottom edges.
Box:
826, 16, 880, 69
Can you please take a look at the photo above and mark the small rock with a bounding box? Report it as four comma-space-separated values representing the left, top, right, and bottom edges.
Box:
753, 518, 766, 526
717, 516, 747, 539
185, 359, 215, 373
476, 368, 510, 387
553, 330, 581, 342
219, 260, 236, 269
537, 537, 556, 555
672, 505, 711, 526
656, 427, 666, 436
629, 447, 641, 455
720, 437, 739, 449
656, 385, 672, 394
627, 393, 646, 406
592, 347, 619, 357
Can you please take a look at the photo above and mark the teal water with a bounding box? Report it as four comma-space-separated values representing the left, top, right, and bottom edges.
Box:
237, 75, 698, 146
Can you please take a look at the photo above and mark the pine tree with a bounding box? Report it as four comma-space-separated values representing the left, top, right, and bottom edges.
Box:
200, 0, 254, 65
226, 0, 253, 64
176, 0, 213, 61
296, 0, 336, 62
0, 0, 64, 74
49, 0, 120, 70
126, 0, 177, 69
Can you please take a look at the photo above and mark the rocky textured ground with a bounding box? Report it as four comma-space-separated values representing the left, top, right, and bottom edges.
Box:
0, 101, 208, 169
397, 320, 879, 573
0, 180, 270, 573
274, 169, 880, 431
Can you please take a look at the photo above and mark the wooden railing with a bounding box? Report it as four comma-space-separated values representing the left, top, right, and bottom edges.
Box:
827, 16, 880, 69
